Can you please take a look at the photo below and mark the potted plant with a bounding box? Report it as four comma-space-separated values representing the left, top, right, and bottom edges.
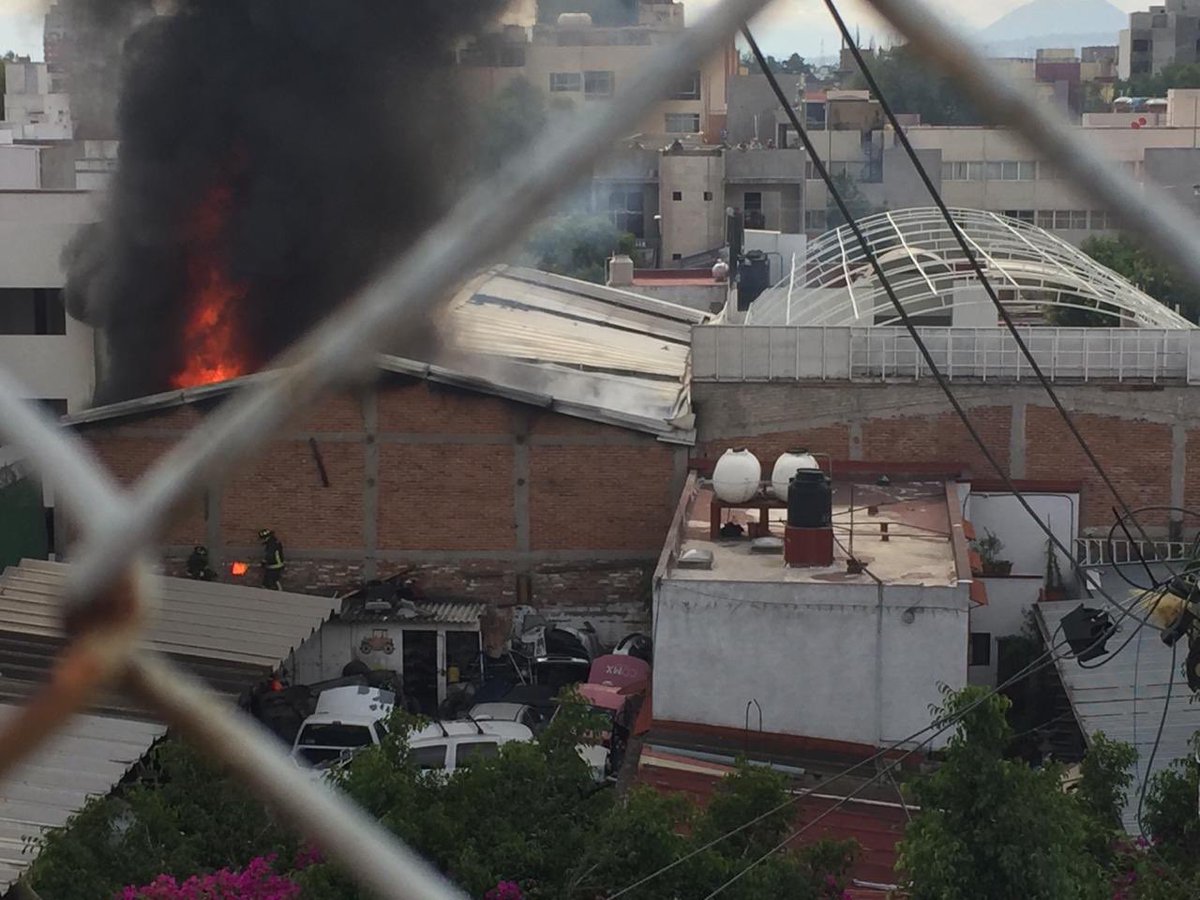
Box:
974, 529, 1013, 576
1040, 539, 1068, 601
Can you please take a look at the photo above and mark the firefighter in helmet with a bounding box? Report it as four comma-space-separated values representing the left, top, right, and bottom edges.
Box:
186, 545, 216, 581
258, 529, 285, 590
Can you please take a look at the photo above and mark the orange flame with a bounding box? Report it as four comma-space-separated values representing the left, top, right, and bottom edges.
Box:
170, 184, 251, 389
231, 561, 249, 576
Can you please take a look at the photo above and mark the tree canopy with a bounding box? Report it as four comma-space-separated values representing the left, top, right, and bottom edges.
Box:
472, 77, 548, 178
522, 213, 635, 283
845, 46, 987, 126
1079, 233, 1200, 323
1119, 62, 1200, 99
740, 51, 813, 77
27, 702, 857, 900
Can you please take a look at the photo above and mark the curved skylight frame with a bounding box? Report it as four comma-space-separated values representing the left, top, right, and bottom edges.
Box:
747, 208, 1195, 329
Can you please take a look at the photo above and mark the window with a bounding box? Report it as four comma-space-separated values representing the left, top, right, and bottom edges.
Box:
549, 72, 582, 92
743, 191, 762, 213
664, 112, 700, 133
296, 724, 372, 747
671, 190, 682, 201
584, 70, 614, 97
703, 190, 713, 201
1091, 210, 1114, 230
606, 187, 645, 238
1037, 210, 1055, 229
942, 161, 985, 181
968, 633, 992, 667
1003, 209, 1035, 224
1132, 39, 1150, 52
0, 289, 67, 335
1053, 210, 1073, 229
1070, 209, 1089, 230
670, 70, 701, 100
671, 253, 682, 260
413, 744, 448, 770
805, 208, 828, 231
454, 741, 500, 769
1018, 161, 1037, 180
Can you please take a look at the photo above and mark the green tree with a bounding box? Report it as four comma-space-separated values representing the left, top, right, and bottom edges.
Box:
741, 51, 812, 77
27, 740, 300, 899
1080, 234, 1200, 322
1119, 62, 1200, 98
522, 213, 635, 283
845, 45, 986, 126
897, 685, 1108, 899
31, 701, 857, 900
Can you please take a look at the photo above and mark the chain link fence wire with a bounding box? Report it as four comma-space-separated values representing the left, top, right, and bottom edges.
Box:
1, 0, 1199, 896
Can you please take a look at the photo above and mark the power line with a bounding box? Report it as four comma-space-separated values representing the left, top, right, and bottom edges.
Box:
738, 25, 1165, 638
824, 0, 1180, 583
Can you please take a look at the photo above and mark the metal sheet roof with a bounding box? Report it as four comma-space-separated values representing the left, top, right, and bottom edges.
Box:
414, 600, 487, 626
63, 266, 701, 443
1037, 601, 1200, 833
0, 705, 165, 889
0, 559, 336, 670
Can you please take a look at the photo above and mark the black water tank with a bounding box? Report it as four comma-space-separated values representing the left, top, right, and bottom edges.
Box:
787, 468, 832, 528
737, 250, 770, 311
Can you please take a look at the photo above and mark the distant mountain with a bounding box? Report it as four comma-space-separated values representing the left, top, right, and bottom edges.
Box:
977, 0, 1126, 53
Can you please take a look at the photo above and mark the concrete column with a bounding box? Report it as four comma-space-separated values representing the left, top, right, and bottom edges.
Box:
1171, 423, 1187, 541
513, 414, 531, 560
362, 389, 379, 581
1009, 401, 1027, 479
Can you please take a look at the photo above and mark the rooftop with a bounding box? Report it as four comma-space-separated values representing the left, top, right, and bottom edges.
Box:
65, 265, 703, 444
664, 475, 966, 587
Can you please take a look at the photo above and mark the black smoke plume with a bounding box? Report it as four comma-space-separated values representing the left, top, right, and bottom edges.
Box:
63, 0, 506, 403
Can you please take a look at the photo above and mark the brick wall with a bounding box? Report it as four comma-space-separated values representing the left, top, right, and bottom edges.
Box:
693, 382, 1196, 534
76, 376, 683, 626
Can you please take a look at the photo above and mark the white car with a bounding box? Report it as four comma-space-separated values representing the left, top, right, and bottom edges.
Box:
291, 685, 394, 769
408, 719, 534, 774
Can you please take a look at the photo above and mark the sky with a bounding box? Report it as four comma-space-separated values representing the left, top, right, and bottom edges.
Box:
697, 0, 1150, 60
0, 0, 1154, 62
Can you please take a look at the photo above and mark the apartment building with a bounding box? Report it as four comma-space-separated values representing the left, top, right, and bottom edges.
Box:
457, 1, 736, 143
1119, 0, 1200, 79
2, 62, 72, 142
0, 191, 98, 414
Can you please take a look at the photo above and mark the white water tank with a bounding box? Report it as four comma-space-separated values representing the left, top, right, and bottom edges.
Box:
771, 450, 819, 499
712, 448, 762, 504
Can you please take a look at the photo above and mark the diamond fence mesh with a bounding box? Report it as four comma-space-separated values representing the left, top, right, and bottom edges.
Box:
0, 0, 1197, 896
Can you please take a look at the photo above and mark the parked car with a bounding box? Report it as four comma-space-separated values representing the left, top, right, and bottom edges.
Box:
290, 685, 394, 769
409, 719, 534, 773
467, 701, 546, 733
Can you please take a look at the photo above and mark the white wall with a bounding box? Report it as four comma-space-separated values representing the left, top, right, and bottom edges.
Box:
654, 579, 969, 749
0, 145, 40, 189
965, 491, 1079, 578
0, 192, 100, 411
968, 576, 1041, 687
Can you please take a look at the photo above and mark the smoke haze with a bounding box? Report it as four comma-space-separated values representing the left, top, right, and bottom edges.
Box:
62, 0, 506, 403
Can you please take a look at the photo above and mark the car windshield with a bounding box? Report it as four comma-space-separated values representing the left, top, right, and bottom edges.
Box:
296, 724, 373, 748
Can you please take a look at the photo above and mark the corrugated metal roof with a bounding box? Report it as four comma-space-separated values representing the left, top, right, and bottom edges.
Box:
62, 266, 701, 443
1037, 601, 1200, 833
0, 705, 165, 890
414, 600, 487, 625
0, 559, 336, 670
